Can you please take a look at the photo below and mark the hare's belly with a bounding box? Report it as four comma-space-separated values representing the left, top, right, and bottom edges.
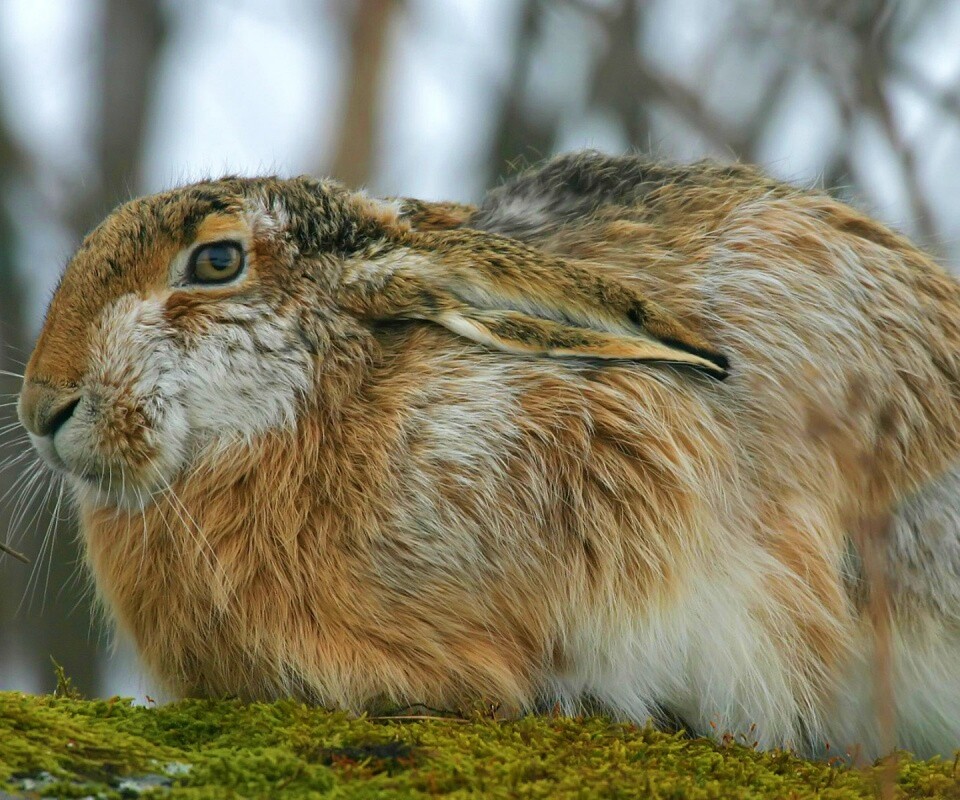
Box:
544, 464, 960, 759
548, 554, 820, 752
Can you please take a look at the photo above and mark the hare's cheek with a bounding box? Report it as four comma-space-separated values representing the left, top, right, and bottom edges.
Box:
177, 312, 312, 441
62, 295, 189, 504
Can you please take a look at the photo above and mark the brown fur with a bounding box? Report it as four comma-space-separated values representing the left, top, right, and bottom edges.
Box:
17, 152, 960, 755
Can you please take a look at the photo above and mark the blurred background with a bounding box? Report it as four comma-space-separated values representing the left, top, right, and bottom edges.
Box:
2, 0, 960, 699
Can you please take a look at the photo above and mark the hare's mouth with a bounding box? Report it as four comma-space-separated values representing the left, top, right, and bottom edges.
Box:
32, 444, 111, 489
25, 437, 160, 511
63, 460, 166, 511
25, 414, 174, 511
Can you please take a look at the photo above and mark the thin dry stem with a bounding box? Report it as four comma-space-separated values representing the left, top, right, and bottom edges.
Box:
0, 541, 29, 564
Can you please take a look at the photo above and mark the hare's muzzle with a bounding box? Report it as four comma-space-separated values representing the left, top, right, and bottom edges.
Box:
17, 367, 174, 510
19, 383, 80, 439
17, 381, 81, 470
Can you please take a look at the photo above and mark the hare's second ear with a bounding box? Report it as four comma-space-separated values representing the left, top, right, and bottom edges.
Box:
340, 244, 729, 379
397, 199, 477, 232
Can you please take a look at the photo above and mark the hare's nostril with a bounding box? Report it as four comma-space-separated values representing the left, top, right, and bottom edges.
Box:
42, 397, 81, 438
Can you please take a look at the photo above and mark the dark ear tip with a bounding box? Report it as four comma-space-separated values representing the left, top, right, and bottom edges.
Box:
709, 353, 731, 380
658, 337, 729, 378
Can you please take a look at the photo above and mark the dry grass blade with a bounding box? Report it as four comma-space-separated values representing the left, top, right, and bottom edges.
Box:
853, 511, 897, 800
0, 541, 29, 564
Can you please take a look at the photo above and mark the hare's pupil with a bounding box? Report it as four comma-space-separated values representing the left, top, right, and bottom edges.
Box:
208, 247, 232, 270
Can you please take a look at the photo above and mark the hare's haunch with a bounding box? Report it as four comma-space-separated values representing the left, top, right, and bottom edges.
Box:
18, 152, 960, 758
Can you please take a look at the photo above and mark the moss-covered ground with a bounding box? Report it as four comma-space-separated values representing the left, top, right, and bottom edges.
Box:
2, 690, 960, 798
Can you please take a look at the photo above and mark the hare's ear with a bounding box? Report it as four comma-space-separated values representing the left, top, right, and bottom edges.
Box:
433, 307, 728, 376
340, 239, 729, 379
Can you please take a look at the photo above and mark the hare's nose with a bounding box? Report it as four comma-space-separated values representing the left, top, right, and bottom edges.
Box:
18, 383, 82, 438
42, 397, 81, 437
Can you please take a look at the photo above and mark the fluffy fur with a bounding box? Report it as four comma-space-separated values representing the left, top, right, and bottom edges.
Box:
17, 151, 960, 758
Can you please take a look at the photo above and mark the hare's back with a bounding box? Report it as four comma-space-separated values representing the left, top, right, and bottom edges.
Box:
472, 152, 960, 524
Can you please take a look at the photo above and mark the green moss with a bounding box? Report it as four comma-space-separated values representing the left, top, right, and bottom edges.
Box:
2, 691, 959, 798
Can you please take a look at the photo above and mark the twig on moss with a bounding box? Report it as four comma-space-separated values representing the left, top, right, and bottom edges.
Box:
51, 658, 83, 700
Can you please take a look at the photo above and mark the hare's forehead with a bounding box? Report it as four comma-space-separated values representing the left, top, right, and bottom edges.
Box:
67, 204, 259, 294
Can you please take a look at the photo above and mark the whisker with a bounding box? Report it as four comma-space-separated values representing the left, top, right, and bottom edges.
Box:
4, 460, 45, 519
18, 468, 59, 613
133, 482, 150, 578
0, 449, 38, 473
44, 481, 68, 607
147, 461, 233, 603
1, 459, 44, 507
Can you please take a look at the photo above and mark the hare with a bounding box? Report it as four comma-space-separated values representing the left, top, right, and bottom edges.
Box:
17, 151, 960, 758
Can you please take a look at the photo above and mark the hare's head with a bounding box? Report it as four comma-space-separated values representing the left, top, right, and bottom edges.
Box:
19, 176, 727, 509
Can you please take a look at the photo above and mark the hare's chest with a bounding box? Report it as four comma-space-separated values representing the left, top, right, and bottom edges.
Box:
82, 509, 304, 699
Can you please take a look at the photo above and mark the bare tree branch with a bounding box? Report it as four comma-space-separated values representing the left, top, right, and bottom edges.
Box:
633, 58, 740, 154
71, 0, 168, 238
588, 0, 651, 148
485, 0, 557, 185
853, 5, 938, 248
327, 0, 400, 187
894, 57, 960, 127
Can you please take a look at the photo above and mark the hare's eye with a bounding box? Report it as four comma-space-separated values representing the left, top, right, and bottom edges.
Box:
189, 241, 245, 284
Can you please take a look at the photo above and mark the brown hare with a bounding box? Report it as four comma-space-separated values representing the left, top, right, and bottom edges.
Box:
17, 151, 960, 758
